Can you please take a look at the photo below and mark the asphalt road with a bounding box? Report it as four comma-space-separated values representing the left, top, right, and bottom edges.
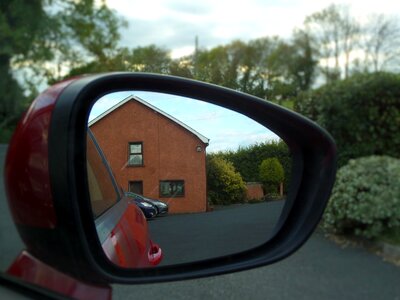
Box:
1, 144, 400, 299
149, 201, 284, 266
0, 145, 24, 272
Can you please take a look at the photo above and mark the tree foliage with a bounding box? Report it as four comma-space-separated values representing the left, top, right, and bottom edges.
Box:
304, 4, 400, 82
206, 156, 246, 205
295, 72, 400, 166
3, 2, 400, 144
0, 1, 48, 139
0, 0, 125, 141
322, 156, 400, 239
259, 158, 285, 195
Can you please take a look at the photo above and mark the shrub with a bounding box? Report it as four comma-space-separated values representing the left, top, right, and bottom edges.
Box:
210, 140, 291, 190
295, 72, 400, 166
206, 156, 246, 205
322, 156, 400, 239
259, 158, 284, 195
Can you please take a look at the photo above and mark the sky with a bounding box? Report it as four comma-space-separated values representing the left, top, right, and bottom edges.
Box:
105, 0, 400, 58
90, 91, 280, 153
92, 1, 400, 152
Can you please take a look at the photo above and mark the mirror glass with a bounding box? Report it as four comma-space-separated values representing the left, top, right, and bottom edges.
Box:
86, 91, 292, 268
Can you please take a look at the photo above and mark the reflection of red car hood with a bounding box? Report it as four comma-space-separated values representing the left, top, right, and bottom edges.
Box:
101, 201, 163, 268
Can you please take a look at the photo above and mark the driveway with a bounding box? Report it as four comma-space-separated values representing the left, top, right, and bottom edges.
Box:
149, 201, 284, 266
113, 229, 400, 300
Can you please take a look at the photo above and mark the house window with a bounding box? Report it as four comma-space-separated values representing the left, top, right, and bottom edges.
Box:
129, 181, 143, 195
160, 180, 185, 197
128, 142, 143, 166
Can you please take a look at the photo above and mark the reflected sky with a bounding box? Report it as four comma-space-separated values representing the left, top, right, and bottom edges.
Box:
90, 91, 280, 153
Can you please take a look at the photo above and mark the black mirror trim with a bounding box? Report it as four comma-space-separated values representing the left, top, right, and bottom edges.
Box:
47, 73, 336, 284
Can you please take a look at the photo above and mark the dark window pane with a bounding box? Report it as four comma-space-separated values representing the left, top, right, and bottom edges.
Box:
129, 181, 143, 195
160, 180, 185, 197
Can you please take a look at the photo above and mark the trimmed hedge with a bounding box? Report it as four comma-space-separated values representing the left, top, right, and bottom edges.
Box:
295, 72, 400, 166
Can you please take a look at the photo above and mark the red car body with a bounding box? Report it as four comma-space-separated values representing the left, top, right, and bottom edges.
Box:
4, 77, 162, 299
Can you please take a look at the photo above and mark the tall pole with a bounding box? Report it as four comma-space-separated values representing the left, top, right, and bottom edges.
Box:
194, 35, 199, 77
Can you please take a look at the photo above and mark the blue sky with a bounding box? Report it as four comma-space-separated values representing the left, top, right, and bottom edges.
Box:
90, 92, 280, 153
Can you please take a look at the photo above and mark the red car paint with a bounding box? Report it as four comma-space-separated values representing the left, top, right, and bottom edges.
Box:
101, 200, 162, 268
8, 251, 111, 300
4, 77, 162, 297
5, 79, 75, 228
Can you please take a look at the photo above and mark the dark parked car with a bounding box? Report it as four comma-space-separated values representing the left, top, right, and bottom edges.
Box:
126, 192, 169, 216
125, 192, 158, 219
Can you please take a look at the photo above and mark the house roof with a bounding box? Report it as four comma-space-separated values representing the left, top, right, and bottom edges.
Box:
88, 95, 210, 145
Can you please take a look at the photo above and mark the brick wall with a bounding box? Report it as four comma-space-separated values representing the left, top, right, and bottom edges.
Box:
246, 182, 264, 201
90, 99, 208, 214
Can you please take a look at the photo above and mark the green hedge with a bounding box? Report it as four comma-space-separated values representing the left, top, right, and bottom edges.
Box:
322, 156, 400, 239
295, 72, 400, 166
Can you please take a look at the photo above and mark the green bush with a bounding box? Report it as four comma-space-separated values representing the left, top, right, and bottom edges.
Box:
206, 156, 246, 205
295, 72, 400, 166
322, 156, 400, 239
210, 140, 291, 190
259, 158, 284, 195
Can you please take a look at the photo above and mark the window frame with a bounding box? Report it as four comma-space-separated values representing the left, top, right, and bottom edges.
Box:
159, 180, 185, 198
128, 142, 144, 166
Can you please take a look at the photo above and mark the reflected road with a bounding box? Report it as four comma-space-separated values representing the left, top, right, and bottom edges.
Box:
149, 201, 284, 266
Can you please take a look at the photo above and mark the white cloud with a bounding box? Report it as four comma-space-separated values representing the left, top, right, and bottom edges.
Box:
106, 0, 400, 57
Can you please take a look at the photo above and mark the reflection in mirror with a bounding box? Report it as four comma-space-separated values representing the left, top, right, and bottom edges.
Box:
87, 91, 292, 268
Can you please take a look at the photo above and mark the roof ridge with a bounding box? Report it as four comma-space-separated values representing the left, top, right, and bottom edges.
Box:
88, 94, 209, 145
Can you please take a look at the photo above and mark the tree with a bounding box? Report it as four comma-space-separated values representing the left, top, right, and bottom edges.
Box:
206, 156, 246, 205
288, 30, 318, 91
0, 0, 125, 141
40, 0, 127, 84
304, 4, 360, 81
263, 32, 317, 103
305, 4, 342, 82
259, 158, 284, 196
362, 14, 400, 72
186, 36, 316, 103
129, 45, 171, 73
338, 7, 360, 78
66, 45, 172, 77
0, 0, 48, 140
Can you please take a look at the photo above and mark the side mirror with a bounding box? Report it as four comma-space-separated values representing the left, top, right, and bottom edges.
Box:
5, 73, 336, 284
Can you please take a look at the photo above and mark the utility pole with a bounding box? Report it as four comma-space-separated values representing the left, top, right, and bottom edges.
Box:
194, 35, 199, 77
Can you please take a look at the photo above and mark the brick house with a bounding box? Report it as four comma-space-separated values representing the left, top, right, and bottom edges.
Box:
89, 95, 209, 214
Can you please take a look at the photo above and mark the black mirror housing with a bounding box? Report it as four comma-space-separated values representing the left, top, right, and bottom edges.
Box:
5, 73, 336, 284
